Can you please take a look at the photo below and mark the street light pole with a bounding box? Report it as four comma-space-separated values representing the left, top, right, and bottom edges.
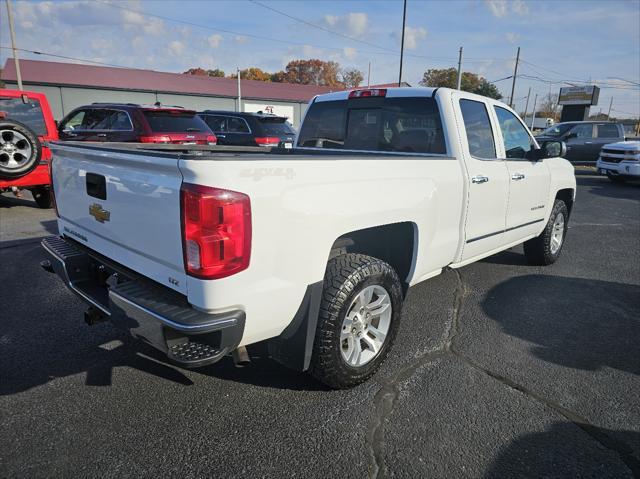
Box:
398, 0, 407, 87
5, 0, 23, 90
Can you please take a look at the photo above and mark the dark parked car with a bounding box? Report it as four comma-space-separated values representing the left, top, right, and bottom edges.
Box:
58, 103, 217, 145
198, 111, 296, 148
536, 121, 625, 162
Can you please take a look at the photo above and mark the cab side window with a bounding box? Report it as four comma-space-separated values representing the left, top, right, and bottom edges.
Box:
459, 99, 496, 159
61, 110, 86, 131
494, 106, 534, 159
570, 124, 593, 139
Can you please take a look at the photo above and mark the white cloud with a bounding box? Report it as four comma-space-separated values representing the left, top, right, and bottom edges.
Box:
512, 0, 529, 15
122, 9, 164, 35
485, 0, 529, 18
168, 40, 185, 56
505, 32, 520, 44
343, 47, 357, 60
208, 34, 223, 48
403, 26, 427, 50
324, 12, 368, 37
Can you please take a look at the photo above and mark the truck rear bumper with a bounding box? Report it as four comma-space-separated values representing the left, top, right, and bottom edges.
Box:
41, 236, 245, 368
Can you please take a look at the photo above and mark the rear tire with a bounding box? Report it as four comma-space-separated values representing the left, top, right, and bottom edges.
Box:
0, 120, 42, 179
524, 199, 569, 266
310, 253, 403, 389
31, 186, 52, 209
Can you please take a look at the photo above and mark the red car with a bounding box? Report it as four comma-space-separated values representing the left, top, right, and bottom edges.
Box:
0, 89, 58, 208
57, 103, 217, 145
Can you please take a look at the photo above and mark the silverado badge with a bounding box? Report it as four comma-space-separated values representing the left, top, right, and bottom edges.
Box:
89, 203, 110, 223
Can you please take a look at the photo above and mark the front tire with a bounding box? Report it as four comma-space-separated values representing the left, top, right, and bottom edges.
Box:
524, 199, 569, 266
607, 173, 626, 183
310, 253, 403, 389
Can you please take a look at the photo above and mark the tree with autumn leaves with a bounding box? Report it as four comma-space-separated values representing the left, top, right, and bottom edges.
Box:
183, 59, 364, 89
419, 68, 503, 99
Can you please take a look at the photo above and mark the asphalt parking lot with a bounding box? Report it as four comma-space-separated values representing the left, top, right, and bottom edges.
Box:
1, 173, 639, 478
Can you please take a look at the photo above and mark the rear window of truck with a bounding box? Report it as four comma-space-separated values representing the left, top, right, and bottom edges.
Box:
0, 97, 47, 136
143, 111, 210, 133
297, 97, 446, 154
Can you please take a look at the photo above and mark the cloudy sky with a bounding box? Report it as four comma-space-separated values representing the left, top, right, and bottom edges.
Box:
1, 0, 639, 117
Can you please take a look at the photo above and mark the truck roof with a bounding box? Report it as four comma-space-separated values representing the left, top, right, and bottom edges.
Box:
314, 86, 438, 103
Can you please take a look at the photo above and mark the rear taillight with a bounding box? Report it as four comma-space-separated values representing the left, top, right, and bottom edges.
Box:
180, 183, 251, 279
254, 137, 280, 146
139, 135, 171, 143
206, 134, 217, 145
348, 88, 387, 99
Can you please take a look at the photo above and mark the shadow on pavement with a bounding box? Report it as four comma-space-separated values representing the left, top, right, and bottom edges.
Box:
480, 249, 528, 266
577, 176, 640, 200
486, 421, 640, 477
0, 191, 37, 208
482, 275, 640, 376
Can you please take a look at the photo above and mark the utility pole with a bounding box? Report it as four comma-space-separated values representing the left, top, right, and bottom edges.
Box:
398, 0, 407, 87
456, 46, 463, 90
607, 97, 613, 120
5, 0, 23, 90
509, 46, 520, 108
529, 93, 538, 130
523, 87, 531, 119
237, 67, 242, 112
367, 61, 371, 88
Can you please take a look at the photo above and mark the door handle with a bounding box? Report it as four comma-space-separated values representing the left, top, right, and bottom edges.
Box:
216, 134, 226, 138
511, 173, 525, 181
97, 133, 107, 138
585, 141, 593, 144
471, 175, 489, 184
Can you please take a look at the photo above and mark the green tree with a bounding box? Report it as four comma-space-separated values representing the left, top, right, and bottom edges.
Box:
206, 68, 225, 77
183, 67, 226, 78
419, 67, 502, 99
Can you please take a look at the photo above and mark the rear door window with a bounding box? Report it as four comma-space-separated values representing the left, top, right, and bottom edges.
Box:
203, 115, 227, 133
0, 96, 47, 135
107, 110, 133, 131
297, 97, 445, 154
459, 99, 496, 159
227, 117, 250, 133
596, 123, 619, 138
143, 111, 210, 132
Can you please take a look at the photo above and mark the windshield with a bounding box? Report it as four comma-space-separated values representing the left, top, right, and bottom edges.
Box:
259, 118, 296, 136
143, 111, 211, 133
297, 97, 446, 154
0, 97, 47, 136
540, 123, 573, 137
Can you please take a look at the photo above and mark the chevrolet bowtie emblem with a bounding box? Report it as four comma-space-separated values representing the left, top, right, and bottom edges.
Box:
89, 203, 110, 223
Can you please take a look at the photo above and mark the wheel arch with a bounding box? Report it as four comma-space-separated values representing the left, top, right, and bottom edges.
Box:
555, 188, 575, 218
328, 221, 418, 295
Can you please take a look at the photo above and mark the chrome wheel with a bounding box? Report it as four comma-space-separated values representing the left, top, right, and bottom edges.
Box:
550, 212, 565, 254
340, 285, 392, 367
0, 129, 33, 171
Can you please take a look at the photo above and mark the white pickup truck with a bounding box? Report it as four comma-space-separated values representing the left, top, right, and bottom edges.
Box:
42, 87, 576, 388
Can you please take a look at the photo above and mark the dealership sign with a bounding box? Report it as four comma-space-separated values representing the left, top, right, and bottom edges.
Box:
244, 103, 295, 125
558, 86, 600, 106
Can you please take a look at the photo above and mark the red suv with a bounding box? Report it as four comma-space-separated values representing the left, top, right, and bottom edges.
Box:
0, 89, 58, 208
57, 103, 217, 145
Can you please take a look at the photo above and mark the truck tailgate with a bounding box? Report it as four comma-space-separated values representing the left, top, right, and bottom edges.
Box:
50, 143, 187, 294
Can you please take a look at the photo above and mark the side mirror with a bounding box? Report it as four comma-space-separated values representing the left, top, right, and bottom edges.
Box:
536, 140, 566, 159
55, 120, 59, 128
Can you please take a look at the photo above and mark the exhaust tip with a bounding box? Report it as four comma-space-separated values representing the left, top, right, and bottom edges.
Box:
232, 346, 251, 368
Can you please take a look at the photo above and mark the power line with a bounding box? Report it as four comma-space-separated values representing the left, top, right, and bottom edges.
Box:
248, 0, 393, 53
98, 1, 507, 65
